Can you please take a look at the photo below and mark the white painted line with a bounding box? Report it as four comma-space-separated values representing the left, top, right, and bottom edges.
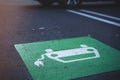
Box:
67, 10, 120, 27
34, 44, 100, 67
81, 9, 120, 21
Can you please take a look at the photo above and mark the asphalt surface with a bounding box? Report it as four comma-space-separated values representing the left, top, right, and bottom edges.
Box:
0, 0, 120, 80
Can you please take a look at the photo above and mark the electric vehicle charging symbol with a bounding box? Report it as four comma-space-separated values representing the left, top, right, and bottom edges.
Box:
34, 45, 100, 67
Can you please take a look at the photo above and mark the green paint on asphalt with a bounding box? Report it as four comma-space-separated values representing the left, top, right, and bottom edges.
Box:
15, 36, 120, 80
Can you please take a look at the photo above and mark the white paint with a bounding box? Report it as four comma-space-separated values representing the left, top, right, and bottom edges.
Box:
34, 60, 44, 67
67, 10, 120, 27
34, 45, 100, 67
34, 54, 45, 67
81, 9, 120, 21
45, 45, 100, 63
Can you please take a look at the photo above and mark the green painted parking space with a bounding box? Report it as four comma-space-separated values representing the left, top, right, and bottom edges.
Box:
15, 36, 120, 80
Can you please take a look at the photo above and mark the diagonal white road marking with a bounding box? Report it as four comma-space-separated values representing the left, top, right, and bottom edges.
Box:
67, 10, 120, 27
81, 9, 120, 21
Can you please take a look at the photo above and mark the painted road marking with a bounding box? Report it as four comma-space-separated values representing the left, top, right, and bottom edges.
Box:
67, 10, 120, 27
81, 9, 120, 21
15, 37, 120, 80
34, 44, 100, 67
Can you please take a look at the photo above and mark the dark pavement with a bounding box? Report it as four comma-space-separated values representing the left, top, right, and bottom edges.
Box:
0, 0, 120, 80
